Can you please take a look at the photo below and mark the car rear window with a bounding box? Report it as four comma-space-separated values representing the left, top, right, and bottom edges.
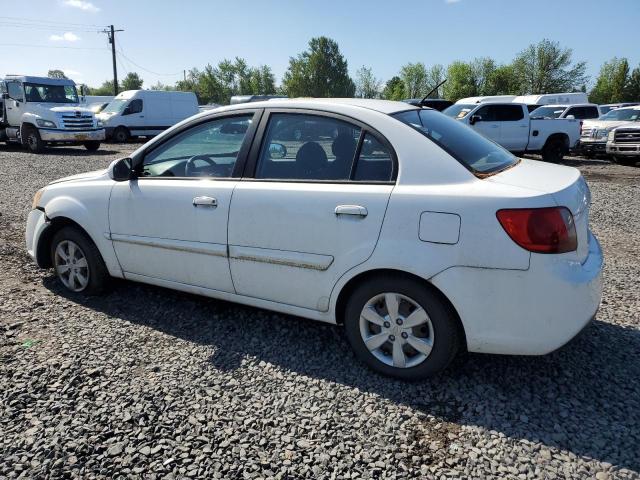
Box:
392, 109, 519, 176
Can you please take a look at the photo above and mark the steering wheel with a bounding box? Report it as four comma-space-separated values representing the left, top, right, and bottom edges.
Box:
185, 154, 218, 177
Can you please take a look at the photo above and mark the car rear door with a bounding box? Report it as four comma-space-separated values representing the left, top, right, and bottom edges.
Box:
108, 110, 261, 292
495, 104, 529, 151
227, 109, 395, 312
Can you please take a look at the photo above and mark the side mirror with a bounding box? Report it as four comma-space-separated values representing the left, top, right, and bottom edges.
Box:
108, 157, 134, 182
122, 106, 131, 116
1, 93, 8, 99
268, 142, 287, 159
469, 114, 482, 125
565, 114, 575, 120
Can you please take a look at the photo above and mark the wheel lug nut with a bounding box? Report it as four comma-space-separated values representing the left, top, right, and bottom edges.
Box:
383, 321, 390, 328
401, 332, 408, 339
389, 335, 395, 341
396, 319, 403, 325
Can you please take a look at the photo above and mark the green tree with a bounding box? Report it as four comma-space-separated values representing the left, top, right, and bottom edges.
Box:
470, 57, 497, 95
399, 62, 428, 99
355, 66, 381, 98
381, 76, 405, 100
443, 61, 477, 101
624, 66, 640, 101
47, 69, 67, 79
512, 39, 587, 94
121, 72, 143, 91
425, 64, 445, 98
486, 64, 519, 95
90, 80, 118, 96
282, 37, 355, 97
149, 81, 175, 91
589, 58, 630, 104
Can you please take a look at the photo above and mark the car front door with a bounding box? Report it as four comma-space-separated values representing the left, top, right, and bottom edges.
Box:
496, 104, 529, 151
227, 110, 395, 311
108, 110, 260, 292
469, 105, 501, 143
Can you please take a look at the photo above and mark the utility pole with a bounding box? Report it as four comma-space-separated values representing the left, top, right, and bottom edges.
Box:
101, 25, 124, 96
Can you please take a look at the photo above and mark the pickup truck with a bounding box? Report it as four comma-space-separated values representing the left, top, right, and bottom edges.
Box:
577, 105, 640, 158
443, 102, 581, 162
606, 125, 640, 166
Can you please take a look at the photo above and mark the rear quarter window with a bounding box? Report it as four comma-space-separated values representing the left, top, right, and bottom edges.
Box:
392, 109, 518, 176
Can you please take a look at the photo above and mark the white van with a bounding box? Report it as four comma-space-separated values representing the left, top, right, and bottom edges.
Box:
97, 90, 198, 142
512, 92, 589, 107
454, 95, 516, 105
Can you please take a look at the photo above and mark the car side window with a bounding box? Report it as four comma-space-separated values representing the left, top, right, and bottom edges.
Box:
141, 114, 253, 178
475, 105, 496, 121
353, 133, 393, 182
125, 99, 143, 115
7, 82, 23, 101
495, 105, 524, 121
256, 113, 361, 181
584, 107, 599, 119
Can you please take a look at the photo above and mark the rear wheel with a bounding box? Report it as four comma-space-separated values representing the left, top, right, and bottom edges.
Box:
83, 141, 100, 152
112, 127, 129, 143
50, 226, 110, 295
344, 275, 460, 380
542, 137, 566, 163
613, 156, 638, 167
23, 126, 45, 153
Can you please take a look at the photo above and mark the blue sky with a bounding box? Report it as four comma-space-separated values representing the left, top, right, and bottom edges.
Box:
1, 0, 639, 89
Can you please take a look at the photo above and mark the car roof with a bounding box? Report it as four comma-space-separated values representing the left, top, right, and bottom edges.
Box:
213, 98, 419, 115
4, 75, 76, 86
534, 103, 597, 108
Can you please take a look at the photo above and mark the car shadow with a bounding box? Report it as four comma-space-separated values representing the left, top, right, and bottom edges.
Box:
0, 144, 120, 156
43, 276, 640, 472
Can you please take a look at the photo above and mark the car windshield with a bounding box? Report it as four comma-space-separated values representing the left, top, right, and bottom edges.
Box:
599, 109, 640, 121
102, 98, 129, 114
530, 106, 566, 119
392, 109, 518, 176
24, 83, 78, 103
442, 104, 475, 119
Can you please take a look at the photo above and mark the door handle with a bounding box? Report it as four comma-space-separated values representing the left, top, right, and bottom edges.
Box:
335, 205, 368, 217
193, 196, 217, 207
490, 125, 499, 128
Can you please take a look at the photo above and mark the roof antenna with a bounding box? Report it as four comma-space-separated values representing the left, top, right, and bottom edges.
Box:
418, 79, 447, 107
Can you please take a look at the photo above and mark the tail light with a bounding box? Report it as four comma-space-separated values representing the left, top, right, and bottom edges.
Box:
496, 207, 577, 254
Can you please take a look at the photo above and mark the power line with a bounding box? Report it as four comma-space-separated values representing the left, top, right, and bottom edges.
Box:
0, 42, 109, 50
0, 15, 107, 28
116, 42, 182, 77
0, 22, 101, 33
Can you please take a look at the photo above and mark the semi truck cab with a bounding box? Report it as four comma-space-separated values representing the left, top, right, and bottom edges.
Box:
0, 75, 105, 153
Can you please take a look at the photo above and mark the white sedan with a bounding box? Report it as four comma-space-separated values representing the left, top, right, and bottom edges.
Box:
26, 98, 603, 380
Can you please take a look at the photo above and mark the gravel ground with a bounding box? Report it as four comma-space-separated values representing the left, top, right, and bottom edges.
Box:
0, 143, 639, 479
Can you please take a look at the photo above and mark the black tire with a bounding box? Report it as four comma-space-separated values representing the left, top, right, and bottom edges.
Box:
541, 137, 566, 163
83, 141, 100, 152
613, 156, 638, 167
343, 275, 461, 380
112, 127, 129, 143
50, 226, 110, 295
23, 126, 45, 153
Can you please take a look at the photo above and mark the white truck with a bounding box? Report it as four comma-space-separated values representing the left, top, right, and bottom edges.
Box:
0, 75, 105, 153
577, 105, 640, 158
443, 102, 581, 162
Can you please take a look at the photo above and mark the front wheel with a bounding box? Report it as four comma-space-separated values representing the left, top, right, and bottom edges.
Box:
112, 127, 129, 143
84, 141, 100, 152
23, 126, 45, 153
50, 227, 110, 295
344, 276, 461, 380
613, 156, 638, 167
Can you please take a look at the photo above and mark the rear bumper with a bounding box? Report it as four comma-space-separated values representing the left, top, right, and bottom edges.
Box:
607, 142, 640, 156
576, 140, 607, 154
39, 128, 105, 142
430, 232, 603, 355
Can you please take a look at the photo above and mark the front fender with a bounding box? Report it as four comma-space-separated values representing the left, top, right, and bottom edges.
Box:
41, 193, 123, 278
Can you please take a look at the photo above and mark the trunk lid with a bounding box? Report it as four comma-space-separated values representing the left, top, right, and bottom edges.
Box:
488, 159, 591, 262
